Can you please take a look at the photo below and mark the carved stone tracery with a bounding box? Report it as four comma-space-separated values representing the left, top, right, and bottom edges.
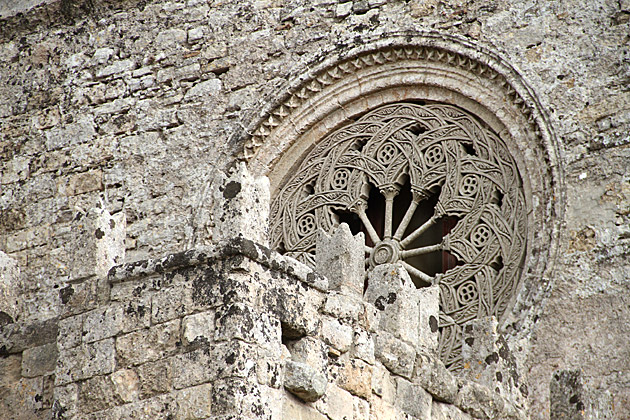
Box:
270, 102, 528, 370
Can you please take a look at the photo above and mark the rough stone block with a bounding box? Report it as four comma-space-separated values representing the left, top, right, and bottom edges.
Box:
319, 316, 353, 354
396, 376, 432, 419
334, 357, 372, 399
96, 59, 136, 78
550, 370, 586, 420
415, 352, 458, 403
432, 401, 474, 420
78, 369, 139, 413
181, 310, 215, 347
0, 376, 44, 416
52, 383, 79, 420
284, 360, 327, 402
136, 358, 173, 399
455, 381, 504, 420
151, 284, 196, 324
214, 303, 281, 352
116, 319, 180, 367
82, 301, 149, 343
365, 264, 420, 347
287, 336, 328, 376
264, 281, 321, 339
56, 338, 115, 385
0, 251, 20, 324
212, 163, 270, 245
282, 393, 327, 420
21, 342, 58, 377
374, 330, 415, 379
57, 315, 82, 350
370, 396, 402, 420
371, 362, 396, 403
211, 378, 267, 418
351, 328, 375, 364
417, 284, 440, 353
315, 384, 355, 420
0, 319, 58, 354
461, 317, 523, 404
172, 340, 257, 389
315, 224, 365, 295
176, 383, 213, 419
66, 207, 125, 287
322, 292, 362, 323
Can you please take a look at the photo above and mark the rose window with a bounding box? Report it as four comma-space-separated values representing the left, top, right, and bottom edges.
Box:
270, 102, 528, 370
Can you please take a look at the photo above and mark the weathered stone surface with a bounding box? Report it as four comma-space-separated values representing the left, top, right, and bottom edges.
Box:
68, 207, 126, 283
0, 318, 58, 354
0, 251, 20, 323
212, 163, 270, 245
351, 328, 375, 364
214, 303, 281, 352
78, 369, 139, 413
181, 310, 215, 347
396, 376, 433, 419
136, 358, 173, 399
550, 370, 585, 420
322, 292, 362, 323
415, 352, 458, 404
315, 384, 355, 420
56, 339, 116, 385
172, 340, 257, 390
365, 264, 420, 348
21, 342, 58, 377
319, 316, 353, 354
287, 336, 328, 376
115, 319, 180, 367
315, 224, 365, 295
461, 317, 524, 405
371, 362, 396, 403
175, 383, 213, 420
284, 360, 327, 402
432, 401, 474, 420
334, 356, 372, 399
82, 301, 150, 343
0, 0, 629, 418
374, 330, 416, 379
282, 393, 327, 420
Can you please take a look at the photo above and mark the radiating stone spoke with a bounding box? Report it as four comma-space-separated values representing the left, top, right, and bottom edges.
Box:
401, 261, 433, 286
400, 243, 442, 258
393, 194, 421, 240
355, 207, 381, 244
384, 195, 394, 239
400, 214, 438, 248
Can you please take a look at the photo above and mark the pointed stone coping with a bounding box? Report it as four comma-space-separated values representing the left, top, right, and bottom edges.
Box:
107, 237, 328, 292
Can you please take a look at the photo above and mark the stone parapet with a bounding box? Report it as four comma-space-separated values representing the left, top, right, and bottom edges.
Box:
2, 230, 533, 420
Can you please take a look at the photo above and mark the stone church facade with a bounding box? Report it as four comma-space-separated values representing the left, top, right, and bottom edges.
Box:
0, 0, 629, 419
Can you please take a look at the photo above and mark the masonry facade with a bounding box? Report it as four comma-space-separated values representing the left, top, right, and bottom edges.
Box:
1, 0, 629, 419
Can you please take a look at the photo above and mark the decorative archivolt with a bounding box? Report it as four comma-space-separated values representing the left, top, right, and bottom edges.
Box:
239, 40, 543, 163
270, 102, 527, 369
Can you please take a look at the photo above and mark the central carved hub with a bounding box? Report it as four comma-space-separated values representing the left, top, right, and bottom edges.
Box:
370, 239, 401, 266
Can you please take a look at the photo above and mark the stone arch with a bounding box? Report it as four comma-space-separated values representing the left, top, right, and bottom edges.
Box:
236, 32, 565, 369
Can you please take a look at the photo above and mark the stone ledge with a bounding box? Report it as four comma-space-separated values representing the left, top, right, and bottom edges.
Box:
108, 237, 328, 291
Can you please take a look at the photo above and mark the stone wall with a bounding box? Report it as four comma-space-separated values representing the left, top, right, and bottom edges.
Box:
1, 213, 530, 419
1, 0, 629, 418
